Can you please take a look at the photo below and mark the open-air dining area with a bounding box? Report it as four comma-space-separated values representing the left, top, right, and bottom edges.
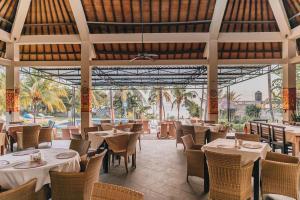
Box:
0, 0, 300, 199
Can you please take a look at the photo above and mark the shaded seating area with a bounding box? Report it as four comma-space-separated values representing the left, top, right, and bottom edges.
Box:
0, 0, 299, 199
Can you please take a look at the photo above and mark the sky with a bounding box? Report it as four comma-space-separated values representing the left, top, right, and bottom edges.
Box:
231, 74, 269, 101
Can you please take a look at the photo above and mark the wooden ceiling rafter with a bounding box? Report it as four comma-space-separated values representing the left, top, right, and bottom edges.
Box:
0, 0, 299, 62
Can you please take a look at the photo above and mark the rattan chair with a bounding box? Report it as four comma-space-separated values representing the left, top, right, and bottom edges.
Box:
131, 123, 143, 151
181, 134, 202, 150
100, 120, 111, 124
204, 120, 215, 124
0, 178, 37, 200
249, 121, 259, 135
50, 151, 106, 200
38, 127, 53, 146
69, 139, 91, 157
83, 127, 99, 139
261, 152, 300, 200
100, 123, 113, 131
194, 126, 209, 145
159, 123, 168, 138
235, 133, 260, 142
259, 123, 272, 145
0, 132, 5, 155
142, 120, 150, 134
209, 131, 226, 142
186, 149, 204, 182
168, 122, 176, 138
71, 134, 83, 140
69, 127, 80, 134
205, 151, 254, 200
106, 133, 139, 173
91, 183, 144, 200
174, 121, 183, 147
61, 128, 71, 139
265, 151, 299, 163
271, 125, 292, 154
16, 125, 41, 150
182, 125, 196, 138
115, 124, 133, 131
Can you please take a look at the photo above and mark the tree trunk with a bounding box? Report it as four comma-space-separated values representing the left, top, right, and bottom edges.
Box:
33, 103, 37, 123
177, 104, 180, 120
204, 97, 208, 121
159, 88, 163, 122
162, 103, 166, 120
200, 89, 204, 119
268, 68, 275, 121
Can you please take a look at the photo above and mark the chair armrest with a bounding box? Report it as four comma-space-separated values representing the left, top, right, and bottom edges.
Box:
192, 144, 203, 150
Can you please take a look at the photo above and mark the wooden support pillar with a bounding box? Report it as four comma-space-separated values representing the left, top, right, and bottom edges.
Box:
207, 40, 218, 122
5, 43, 20, 123
80, 42, 92, 135
282, 39, 297, 122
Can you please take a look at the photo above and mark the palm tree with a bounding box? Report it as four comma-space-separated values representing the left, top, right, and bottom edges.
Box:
92, 90, 108, 108
113, 87, 146, 119
171, 87, 197, 120
222, 91, 241, 102
20, 75, 68, 122
199, 89, 206, 119
267, 66, 274, 121
149, 87, 172, 121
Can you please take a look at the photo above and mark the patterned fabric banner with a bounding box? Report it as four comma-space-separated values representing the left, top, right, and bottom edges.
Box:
208, 88, 218, 114
81, 86, 92, 112
6, 88, 20, 112
283, 88, 296, 111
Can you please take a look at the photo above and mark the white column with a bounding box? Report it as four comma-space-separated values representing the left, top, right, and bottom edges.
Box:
207, 40, 219, 122
282, 39, 297, 122
5, 43, 20, 123
80, 42, 92, 135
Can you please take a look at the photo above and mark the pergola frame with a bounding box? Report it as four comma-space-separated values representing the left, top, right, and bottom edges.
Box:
0, 0, 299, 131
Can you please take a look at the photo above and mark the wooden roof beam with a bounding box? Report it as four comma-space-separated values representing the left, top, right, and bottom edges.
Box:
17, 35, 81, 45
14, 60, 81, 67
68, 0, 96, 59
12, 58, 285, 68
290, 25, 300, 39
0, 57, 11, 66
0, 29, 12, 42
90, 33, 209, 43
268, 0, 291, 38
218, 32, 283, 43
10, 0, 31, 41
290, 55, 300, 64
204, 0, 228, 58
16, 32, 283, 45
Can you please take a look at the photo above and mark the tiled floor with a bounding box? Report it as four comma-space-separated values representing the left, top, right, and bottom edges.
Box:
100, 139, 208, 200
45, 138, 206, 199
36, 137, 285, 200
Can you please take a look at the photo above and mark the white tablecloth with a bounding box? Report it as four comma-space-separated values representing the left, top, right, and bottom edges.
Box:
88, 130, 133, 150
202, 139, 272, 164
0, 148, 80, 191
88, 132, 106, 150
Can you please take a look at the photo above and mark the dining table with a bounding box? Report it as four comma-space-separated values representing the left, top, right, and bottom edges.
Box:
88, 129, 133, 173
0, 148, 80, 191
202, 138, 272, 200
245, 122, 300, 156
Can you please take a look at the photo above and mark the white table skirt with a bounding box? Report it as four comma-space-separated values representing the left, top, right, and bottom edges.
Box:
0, 148, 80, 191
202, 139, 272, 164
